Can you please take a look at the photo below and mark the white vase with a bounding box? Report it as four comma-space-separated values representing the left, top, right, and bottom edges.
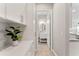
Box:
12, 41, 18, 46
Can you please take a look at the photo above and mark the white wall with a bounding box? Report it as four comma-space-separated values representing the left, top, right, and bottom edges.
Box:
53, 3, 69, 56
36, 3, 53, 11
23, 3, 35, 41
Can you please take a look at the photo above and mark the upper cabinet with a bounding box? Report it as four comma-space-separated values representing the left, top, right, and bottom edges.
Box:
0, 3, 5, 18
6, 3, 26, 24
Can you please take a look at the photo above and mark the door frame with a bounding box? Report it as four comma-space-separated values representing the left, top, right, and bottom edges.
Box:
34, 4, 53, 52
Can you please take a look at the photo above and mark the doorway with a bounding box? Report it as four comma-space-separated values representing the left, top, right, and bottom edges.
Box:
34, 3, 53, 56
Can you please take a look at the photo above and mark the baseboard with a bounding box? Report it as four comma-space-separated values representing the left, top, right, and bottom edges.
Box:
51, 49, 58, 56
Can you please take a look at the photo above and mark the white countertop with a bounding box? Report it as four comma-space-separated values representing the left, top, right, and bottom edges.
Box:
0, 40, 34, 56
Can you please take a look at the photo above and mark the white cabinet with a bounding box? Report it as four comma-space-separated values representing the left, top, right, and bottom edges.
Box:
0, 3, 5, 18
6, 3, 26, 24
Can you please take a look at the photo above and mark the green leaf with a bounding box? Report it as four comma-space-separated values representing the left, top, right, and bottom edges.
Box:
6, 33, 13, 36
10, 26, 15, 30
16, 31, 22, 34
14, 29, 22, 34
5, 26, 22, 41
5, 29, 11, 32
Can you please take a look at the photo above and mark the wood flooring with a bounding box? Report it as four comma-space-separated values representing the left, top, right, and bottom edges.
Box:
36, 42, 53, 56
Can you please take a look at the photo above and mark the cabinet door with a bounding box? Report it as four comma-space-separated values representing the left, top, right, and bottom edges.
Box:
0, 3, 5, 18
6, 3, 25, 23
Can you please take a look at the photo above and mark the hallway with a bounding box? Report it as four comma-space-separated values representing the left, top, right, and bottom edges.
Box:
0, 3, 74, 56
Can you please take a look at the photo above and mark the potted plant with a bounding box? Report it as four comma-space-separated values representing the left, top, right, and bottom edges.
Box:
5, 26, 22, 46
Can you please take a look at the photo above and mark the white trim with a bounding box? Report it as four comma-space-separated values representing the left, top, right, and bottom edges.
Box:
51, 49, 58, 56
50, 9, 53, 50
